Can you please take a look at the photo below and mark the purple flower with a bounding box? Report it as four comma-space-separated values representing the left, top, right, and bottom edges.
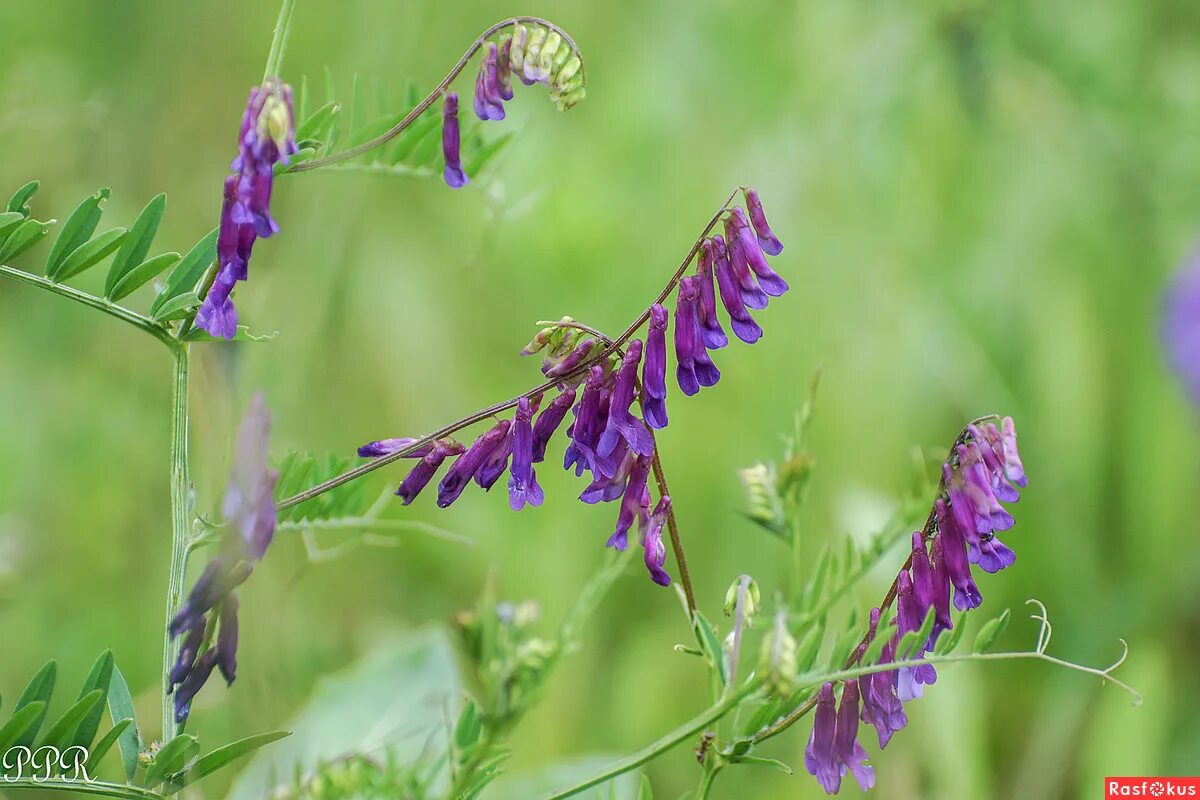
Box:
675, 277, 703, 396
642, 304, 669, 429
438, 420, 510, 507
805, 683, 840, 794
696, 239, 728, 349
608, 454, 651, 550
216, 594, 239, 685
474, 42, 506, 121
859, 608, 907, 749
643, 495, 672, 586
953, 443, 1016, 534
509, 397, 545, 510
909, 531, 948, 648
833, 680, 876, 793
597, 340, 655, 459
357, 437, 435, 459
496, 35, 515, 101
895, 571, 937, 701
579, 440, 631, 504
744, 188, 783, 256
972, 423, 1019, 503
712, 234, 763, 344
173, 650, 218, 725
1000, 417, 1027, 488
1163, 246, 1200, 405
935, 498, 982, 611
442, 93, 468, 189
196, 82, 296, 340
928, 534, 954, 639
532, 388, 575, 462
543, 337, 597, 379
397, 440, 463, 504
475, 426, 514, 490
223, 393, 278, 561
729, 206, 788, 297
564, 365, 606, 477
723, 215, 769, 310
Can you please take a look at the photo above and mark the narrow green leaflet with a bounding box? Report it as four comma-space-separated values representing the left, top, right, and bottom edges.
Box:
861, 618, 896, 666
7, 180, 39, 215
0, 211, 25, 240
933, 610, 969, 656
107, 664, 141, 782
151, 291, 202, 321
794, 620, 824, 673
388, 112, 439, 165
464, 132, 514, 176
295, 101, 340, 144
692, 611, 728, 692
144, 733, 199, 788
108, 251, 180, 301
0, 703, 46, 759
177, 731, 290, 787
972, 608, 1011, 654
150, 227, 217, 315
11, 660, 56, 748
36, 689, 103, 751
71, 650, 114, 750
55, 227, 127, 281
0, 218, 53, 262
84, 718, 133, 776
637, 774, 653, 800
44, 188, 109, 277
105, 193, 166, 296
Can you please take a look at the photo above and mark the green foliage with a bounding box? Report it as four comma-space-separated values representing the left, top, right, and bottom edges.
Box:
276, 451, 370, 524
972, 608, 1012, 654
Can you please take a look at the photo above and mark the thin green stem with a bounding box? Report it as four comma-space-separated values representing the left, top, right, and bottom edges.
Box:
0, 264, 176, 348
275, 189, 740, 511
693, 763, 724, 800
541, 682, 760, 800
262, 0, 297, 81
0, 779, 165, 799
287, 17, 585, 173
789, 506, 803, 604
161, 346, 192, 741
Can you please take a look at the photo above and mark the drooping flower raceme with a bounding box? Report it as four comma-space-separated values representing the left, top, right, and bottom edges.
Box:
805, 416, 1028, 794
196, 81, 296, 340
168, 393, 278, 724
357, 190, 785, 588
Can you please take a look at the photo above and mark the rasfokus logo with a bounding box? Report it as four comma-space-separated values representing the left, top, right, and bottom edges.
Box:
1106, 777, 1200, 798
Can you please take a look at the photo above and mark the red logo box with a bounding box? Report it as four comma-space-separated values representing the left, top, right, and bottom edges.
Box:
1106, 777, 1200, 798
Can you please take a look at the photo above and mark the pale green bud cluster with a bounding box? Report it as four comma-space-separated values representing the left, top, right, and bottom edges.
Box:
509, 23, 586, 111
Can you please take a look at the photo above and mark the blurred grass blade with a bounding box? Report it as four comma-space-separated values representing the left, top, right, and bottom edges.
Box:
178, 731, 290, 787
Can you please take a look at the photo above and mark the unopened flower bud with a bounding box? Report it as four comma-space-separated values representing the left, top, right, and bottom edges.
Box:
759, 610, 798, 695
723, 575, 762, 626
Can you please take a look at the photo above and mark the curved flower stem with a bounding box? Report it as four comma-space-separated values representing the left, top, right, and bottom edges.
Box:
0, 264, 176, 348
160, 345, 192, 741
274, 190, 741, 512
0, 779, 166, 799
287, 16, 585, 173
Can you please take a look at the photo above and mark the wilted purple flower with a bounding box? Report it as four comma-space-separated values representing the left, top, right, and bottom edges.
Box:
696, 239, 728, 349
532, 388, 576, 462
744, 188, 783, 256
608, 454, 651, 550
509, 397, 544, 510
642, 304, 669, 429
438, 420, 510, 507
934, 498, 982, 611
1163, 246, 1200, 405
723, 215, 769, 310
496, 36, 515, 101
643, 495, 672, 586
196, 82, 296, 340
894, 571, 937, 701
442, 93, 468, 189
358, 437, 435, 459
729, 207, 788, 297
859, 608, 907, 749
597, 340, 655, 459
712, 235, 763, 344
216, 594, 239, 685
397, 440, 464, 504
805, 683, 840, 794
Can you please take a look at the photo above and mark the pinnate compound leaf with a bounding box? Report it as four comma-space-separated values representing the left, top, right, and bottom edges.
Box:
105, 193, 166, 296
45, 188, 109, 277
0, 218, 53, 262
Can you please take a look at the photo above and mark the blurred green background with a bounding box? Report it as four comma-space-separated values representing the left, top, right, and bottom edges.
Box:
2, 0, 1199, 797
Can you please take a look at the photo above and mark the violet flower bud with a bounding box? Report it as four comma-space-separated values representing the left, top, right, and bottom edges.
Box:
357, 437, 435, 459
597, 339, 655, 459
909, 531, 946, 648
508, 397, 544, 510
496, 36, 515, 100
608, 454, 650, 550
723, 215, 769, 310
438, 420, 510, 507
1000, 417, 1027, 488
174, 650, 218, 725
675, 277, 702, 396
804, 682, 840, 794
729, 206, 788, 296
858, 608, 907, 749
216, 594, 239, 685
169, 619, 205, 689
744, 188, 783, 256
834, 680, 876, 792
532, 388, 576, 462
934, 498, 982, 611
642, 304, 669, 429
696, 239, 728, 349
544, 337, 597, 379
396, 440, 462, 505
712, 235, 763, 344
442, 93, 469, 189
643, 495, 672, 586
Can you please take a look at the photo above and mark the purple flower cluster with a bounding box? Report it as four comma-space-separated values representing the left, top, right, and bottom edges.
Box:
168, 394, 278, 725
196, 82, 296, 340
441, 23, 586, 188
358, 190, 783, 587
805, 417, 1027, 794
